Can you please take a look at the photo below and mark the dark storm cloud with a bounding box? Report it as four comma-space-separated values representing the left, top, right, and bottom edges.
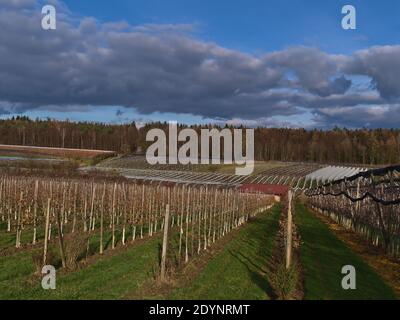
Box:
294, 92, 384, 109
0, 3, 290, 118
311, 76, 352, 98
264, 47, 350, 97
313, 105, 400, 129
344, 46, 400, 100
0, 0, 399, 128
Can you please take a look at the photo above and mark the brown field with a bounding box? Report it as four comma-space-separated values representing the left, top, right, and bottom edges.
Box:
0, 144, 117, 159
99, 155, 290, 175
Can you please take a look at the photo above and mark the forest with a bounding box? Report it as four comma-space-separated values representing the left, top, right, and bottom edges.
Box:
0, 116, 399, 165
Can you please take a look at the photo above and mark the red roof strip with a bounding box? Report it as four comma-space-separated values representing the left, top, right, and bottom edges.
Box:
239, 183, 289, 195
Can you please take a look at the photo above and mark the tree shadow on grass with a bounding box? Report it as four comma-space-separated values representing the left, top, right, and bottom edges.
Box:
228, 249, 276, 299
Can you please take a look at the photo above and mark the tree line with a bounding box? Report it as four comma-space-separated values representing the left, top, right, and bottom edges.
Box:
0, 116, 139, 153
0, 117, 399, 165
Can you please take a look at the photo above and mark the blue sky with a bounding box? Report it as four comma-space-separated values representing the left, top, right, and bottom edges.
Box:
1, 0, 400, 128
63, 0, 400, 54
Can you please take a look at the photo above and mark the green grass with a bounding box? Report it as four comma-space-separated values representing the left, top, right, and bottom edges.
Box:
1, 206, 280, 300
0, 251, 36, 299
296, 203, 396, 300
0, 226, 46, 250
0, 221, 7, 232
169, 205, 281, 300
0, 234, 162, 300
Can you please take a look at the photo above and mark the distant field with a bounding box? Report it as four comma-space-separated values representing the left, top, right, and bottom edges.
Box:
94, 156, 371, 189
0, 144, 116, 159
99, 155, 290, 174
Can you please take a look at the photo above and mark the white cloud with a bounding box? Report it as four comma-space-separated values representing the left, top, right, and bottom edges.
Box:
0, 0, 399, 128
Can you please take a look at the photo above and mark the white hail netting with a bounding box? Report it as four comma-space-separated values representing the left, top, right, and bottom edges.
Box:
306, 166, 368, 183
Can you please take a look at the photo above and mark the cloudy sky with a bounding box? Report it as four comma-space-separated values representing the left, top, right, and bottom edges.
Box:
1, 0, 400, 128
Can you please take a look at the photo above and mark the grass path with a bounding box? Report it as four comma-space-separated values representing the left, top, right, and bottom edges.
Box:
0, 234, 161, 299
2, 202, 395, 300
296, 203, 396, 300
169, 205, 281, 300
1, 206, 280, 300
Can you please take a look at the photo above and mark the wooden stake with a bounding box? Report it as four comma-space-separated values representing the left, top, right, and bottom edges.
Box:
43, 198, 51, 266
111, 183, 117, 249
286, 190, 293, 269
160, 204, 170, 281
56, 201, 66, 268
33, 180, 38, 244
100, 183, 105, 254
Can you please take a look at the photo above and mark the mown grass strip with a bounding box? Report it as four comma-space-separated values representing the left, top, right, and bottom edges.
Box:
0, 235, 161, 300
169, 205, 281, 300
296, 203, 396, 300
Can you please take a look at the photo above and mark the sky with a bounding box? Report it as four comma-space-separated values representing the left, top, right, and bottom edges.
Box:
1, 0, 400, 128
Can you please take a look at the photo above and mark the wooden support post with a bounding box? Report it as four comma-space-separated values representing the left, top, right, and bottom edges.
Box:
15, 191, 23, 248
43, 198, 51, 266
56, 203, 66, 268
185, 188, 190, 263
111, 183, 117, 249
100, 183, 105, 254
286, 189, 293, 269
33, 180, 38, 244
160, 204, 170, 281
